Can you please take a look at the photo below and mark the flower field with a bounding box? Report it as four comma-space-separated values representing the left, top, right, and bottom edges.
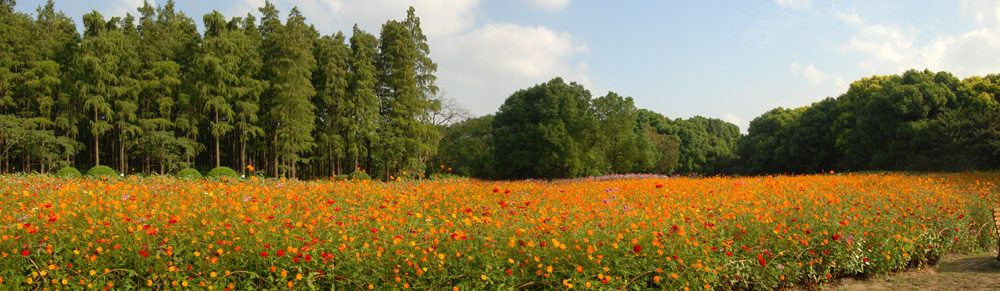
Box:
1, 172, 998, 290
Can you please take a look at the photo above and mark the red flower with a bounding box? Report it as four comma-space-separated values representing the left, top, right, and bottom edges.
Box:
492, 188, 499, 193
370, 228, 378, 233
633, 245, 642, 253
260, 251, 268, 257
506, 269, 513, 275
277, 250, 286, 257
168, 219, 178, 224
139, 250, 150, 257
21, 250, 30, 256
758, 258, 766, 266
726, 252, 733, 257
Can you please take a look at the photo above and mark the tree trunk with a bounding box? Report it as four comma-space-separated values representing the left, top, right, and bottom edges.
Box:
94, 111, 100, 166
214, 109, 220, 168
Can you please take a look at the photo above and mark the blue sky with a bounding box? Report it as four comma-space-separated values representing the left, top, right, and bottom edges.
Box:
13, 0, 1000, 132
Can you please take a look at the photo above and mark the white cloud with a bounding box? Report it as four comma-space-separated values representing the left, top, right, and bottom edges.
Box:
961, 0, 1000, 29
839, 8, 1000, 77
775, 0, 809, 9
287, 0, 481, 38
789, 62, 829, 85
721, 114, 743, 128
525, 0, 571, 11
834, 75, 849, 89
103, 0, 149, 18
836, 10, 862, 26
435, 23, 590, 114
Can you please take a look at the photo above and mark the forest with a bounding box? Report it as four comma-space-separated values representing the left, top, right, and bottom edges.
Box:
1, 0, 998, 180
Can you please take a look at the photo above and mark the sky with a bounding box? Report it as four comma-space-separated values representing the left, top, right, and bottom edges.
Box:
12, 0, 1000, 133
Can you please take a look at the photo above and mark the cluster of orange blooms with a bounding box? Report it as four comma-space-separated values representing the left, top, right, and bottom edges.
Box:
0, 172, 996, 289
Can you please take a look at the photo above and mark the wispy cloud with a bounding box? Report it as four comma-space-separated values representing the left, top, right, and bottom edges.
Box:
524, 0, 571, 11
775, 0, 809, 9
789, 62, 829, 85
838, 6, 1000, 76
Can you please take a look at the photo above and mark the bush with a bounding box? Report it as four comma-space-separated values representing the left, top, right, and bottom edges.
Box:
177, 168, 203, 179
334, 174, 349, 181
85, 165, 117, 178
57, 167, 82, 179
348, 170, 371, 180
207, 166, 239, 179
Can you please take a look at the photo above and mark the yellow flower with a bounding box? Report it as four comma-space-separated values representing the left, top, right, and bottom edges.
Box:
480, 274, 488, 280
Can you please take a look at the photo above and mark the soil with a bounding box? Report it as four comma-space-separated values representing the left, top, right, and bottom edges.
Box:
816, 252, 1000, 291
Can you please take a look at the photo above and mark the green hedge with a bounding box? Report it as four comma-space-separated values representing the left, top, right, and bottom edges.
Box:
85, 165, 118, 178
177, 168, 203, 179
57, 167, 82, 179
348, 170, 371, 180
207, 166, 239, 179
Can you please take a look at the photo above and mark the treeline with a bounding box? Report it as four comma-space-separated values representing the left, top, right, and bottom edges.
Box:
431, 78, 740, 180
0, 0, 448, 179
436, 69, 1000, 180
740, 69, 1000, 174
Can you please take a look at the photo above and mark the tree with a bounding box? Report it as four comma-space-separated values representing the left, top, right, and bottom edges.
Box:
233, 13, 266, 175
312, 31, 350, 177
261, 4, 317, 178
198, 11, 239, 168
430, 114, 492, 178
739, 107, 804, 174
492, 77, 599, 179
76, 11, 120, 167
375, 7, 439, 179
593, 91, 656, 174
669, 116, 740, 175
346, 25, 380, 173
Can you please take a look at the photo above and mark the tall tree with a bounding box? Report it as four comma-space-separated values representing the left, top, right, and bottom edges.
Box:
198, 11, 239, 168
346, 25, 380, 172
76, 11, 122, 167
312, 31, 350, 176
260, 3, 317, 178
375, 7, 439, 179
234, 13, 266, 175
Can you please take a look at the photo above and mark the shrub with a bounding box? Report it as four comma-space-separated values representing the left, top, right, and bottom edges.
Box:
207, 166, 239, 179
334, 174, 349, 181
348, 170, 371, 180
57, 167, 82, 179
177, 168, 203, 179
85, 165, 118, 178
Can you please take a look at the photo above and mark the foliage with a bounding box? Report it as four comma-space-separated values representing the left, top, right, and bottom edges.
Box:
593, 92, 657, 174
206, 166, 239, 179
177, 168, 203, 179
85, 165, 117, 178
492, 77, 600, 179
0, 173, 995, 290
56, 166, 81, 178
429, 114, 494, 178
742, 69, 1000, 174
347, 170, 371, 180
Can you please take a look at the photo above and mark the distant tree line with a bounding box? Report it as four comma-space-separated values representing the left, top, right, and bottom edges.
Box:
739, 69, 1000, 174
431, 77, 740, 180
0, 0, 452, 179
436, 69, 1000, 180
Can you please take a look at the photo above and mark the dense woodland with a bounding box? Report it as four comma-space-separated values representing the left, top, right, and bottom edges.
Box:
1, 1, 998, 180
